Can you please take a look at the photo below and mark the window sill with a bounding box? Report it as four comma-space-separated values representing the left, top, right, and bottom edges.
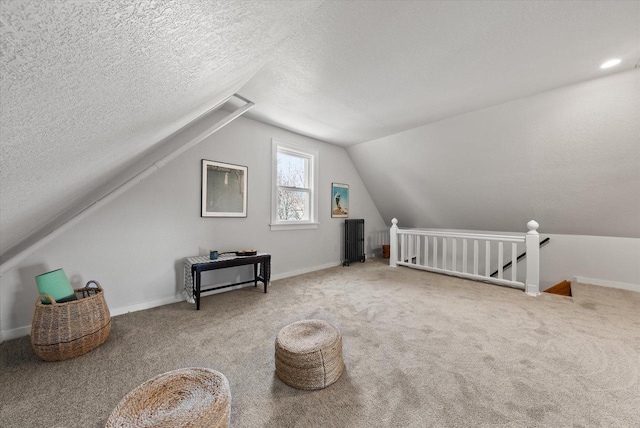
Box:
270, 222, 319, 231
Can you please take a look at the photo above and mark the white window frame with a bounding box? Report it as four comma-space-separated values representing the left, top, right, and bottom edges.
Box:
270, 139, 319, 231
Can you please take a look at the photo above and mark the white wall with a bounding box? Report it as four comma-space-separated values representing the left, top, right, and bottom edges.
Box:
540, 234, 639, 292
0, 115, 386, 341
348, 69, 640, 238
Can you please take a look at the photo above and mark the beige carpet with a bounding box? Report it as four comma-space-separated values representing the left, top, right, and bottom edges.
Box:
1, 258, 639, 427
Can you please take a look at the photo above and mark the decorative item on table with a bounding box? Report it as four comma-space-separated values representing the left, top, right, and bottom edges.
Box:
235, 249, 257, 256
35, 268, 78, 304
210, 250, 219, 260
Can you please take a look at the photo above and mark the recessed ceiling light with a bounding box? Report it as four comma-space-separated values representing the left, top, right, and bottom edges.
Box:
600, 59, 621, 69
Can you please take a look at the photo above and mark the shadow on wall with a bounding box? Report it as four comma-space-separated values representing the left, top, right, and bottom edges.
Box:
68, 273, 90, 289
174, 259, 186, 299
368, 229, 390, 257
15, 263, 49, 326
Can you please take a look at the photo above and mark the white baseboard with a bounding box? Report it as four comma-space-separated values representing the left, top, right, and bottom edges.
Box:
271, 261, 342, 281
1, 261, 369, 342
571, 276, 640, 293
1, 325, 31, 343
0, 294, 184, 343
269, 257, 385, 281
109, 294, 184, 317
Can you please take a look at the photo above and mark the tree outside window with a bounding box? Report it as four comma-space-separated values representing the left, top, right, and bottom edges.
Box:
271, 139, 318, 230
277, 151, 310, 221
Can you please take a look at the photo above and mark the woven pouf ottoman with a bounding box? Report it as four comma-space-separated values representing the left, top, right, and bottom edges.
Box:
105, 367, 231, 428
275, 319, 344, 390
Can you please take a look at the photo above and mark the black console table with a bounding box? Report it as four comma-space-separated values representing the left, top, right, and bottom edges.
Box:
186, 253, 271, 310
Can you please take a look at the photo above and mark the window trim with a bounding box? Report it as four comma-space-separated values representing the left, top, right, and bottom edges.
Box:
270, 139, 319, 231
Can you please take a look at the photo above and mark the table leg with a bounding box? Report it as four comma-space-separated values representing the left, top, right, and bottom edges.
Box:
262, 258, 270, 293
254, 263, 258, 287
196, 269, 201, 310
191, 269, 195, 305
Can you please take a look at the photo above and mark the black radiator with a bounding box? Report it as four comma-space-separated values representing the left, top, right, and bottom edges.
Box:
343, 219, 365, 266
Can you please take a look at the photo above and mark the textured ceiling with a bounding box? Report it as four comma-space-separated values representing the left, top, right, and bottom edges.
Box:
1, 1, 639, 260
240, 0, 640, 145
0, 0, 322, 256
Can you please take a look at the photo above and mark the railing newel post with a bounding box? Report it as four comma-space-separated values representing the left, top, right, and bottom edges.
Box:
525, 220, 541, 296
390, 218, 399, 267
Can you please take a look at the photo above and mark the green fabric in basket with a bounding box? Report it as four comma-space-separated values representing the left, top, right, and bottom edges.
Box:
36, 268, 77, 304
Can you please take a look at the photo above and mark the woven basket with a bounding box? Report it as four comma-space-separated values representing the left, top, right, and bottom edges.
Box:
105, 367, 231, 428
275, 319, 344, 390
30, 280, 111, 362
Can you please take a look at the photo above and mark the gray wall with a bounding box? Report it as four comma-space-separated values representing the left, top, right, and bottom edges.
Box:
348, 69, 640, 238
0, 115, 386, 341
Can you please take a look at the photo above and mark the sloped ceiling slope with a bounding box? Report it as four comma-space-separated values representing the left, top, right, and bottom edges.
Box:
0, 0, 322, 257
238, 0, 640, 238
348, 69, 640, 238
240, 1, 640, 145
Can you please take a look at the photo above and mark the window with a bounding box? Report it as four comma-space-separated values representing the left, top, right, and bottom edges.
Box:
271, 139, 318, 230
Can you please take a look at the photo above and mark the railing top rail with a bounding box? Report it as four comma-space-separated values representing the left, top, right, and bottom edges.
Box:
395, 228, 525, 242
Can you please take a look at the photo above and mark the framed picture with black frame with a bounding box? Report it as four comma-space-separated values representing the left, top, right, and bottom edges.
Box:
201, 159, 247, 217
331, 183, 349, 218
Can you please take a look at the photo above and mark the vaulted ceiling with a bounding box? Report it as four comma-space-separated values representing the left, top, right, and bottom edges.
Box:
1, 1, 639, 260
240, 1, 640, 145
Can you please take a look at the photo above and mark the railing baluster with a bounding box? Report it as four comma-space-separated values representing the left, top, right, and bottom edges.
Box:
485, 241, 490, 277
410, 235, 414, 262
400, 234, 405, 263
416, 235, 421, 265
452, 238, 457, 272
462, 239, 468, 273
498, 242, 504, 279
511, 242, 517, 282
473, 240, 479, 275
433, 237, 438, 268
424, 236, 429, 267
407, 235, 416, 263
443, 238, 448, 270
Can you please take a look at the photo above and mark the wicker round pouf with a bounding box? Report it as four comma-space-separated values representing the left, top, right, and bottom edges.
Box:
105, 367, 231, 428
275, 319, 344, 390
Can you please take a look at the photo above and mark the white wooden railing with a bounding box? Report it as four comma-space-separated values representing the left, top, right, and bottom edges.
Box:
390, 218, 541, 296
